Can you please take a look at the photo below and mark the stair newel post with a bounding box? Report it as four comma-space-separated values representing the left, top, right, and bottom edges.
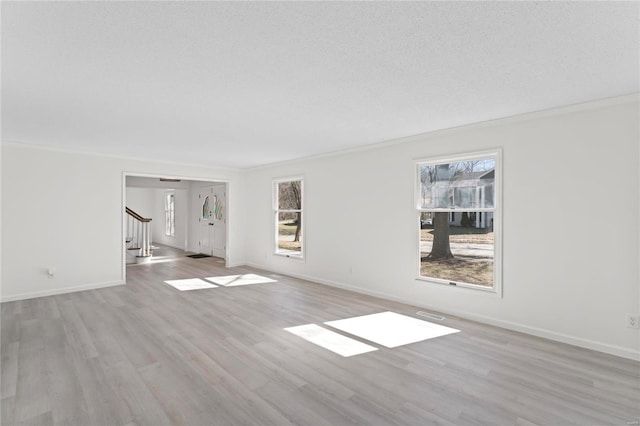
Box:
143, 222, 149, 257
137, 221, 142, 256
141, 219, 152, 258
141, 222, 145, 257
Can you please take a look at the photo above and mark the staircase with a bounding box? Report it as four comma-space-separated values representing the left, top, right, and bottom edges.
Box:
126, 207, 153, 264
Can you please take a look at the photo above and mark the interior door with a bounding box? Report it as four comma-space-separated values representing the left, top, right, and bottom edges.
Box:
198, 186, 226, 258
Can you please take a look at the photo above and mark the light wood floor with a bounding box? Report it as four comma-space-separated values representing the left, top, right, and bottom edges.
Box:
2, 258, 639, 425
126, 243, 200, 265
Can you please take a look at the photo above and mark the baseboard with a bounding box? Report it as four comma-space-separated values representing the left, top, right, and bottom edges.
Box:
1, 280, 126, 303
155, 243, 183, 250
242, 262, 640, 361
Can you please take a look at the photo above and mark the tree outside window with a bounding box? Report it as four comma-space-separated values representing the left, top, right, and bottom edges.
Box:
417, 151, 501, 292
274, 178, 303, 258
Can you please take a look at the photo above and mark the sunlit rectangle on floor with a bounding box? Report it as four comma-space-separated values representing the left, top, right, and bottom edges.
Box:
205, 274, 277, 287
164, 278, 219, 291
325, 311, 460, 348
284, 324, 378, 357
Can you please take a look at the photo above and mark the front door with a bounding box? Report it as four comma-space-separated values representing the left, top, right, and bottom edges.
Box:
198, 186, 226, 258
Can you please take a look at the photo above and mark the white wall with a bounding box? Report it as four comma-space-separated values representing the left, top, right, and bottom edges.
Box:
126, 187, 155, 219
1, 145, 246, 301
126, 176, 191, 191
244, 97, 640, 360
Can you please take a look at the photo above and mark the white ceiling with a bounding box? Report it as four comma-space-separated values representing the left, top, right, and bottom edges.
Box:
2, 1, 638, 169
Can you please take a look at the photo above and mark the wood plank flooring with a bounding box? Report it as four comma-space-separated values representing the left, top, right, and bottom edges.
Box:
2, 257, 639, 425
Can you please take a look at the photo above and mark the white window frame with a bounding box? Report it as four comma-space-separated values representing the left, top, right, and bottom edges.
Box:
165, 191, 175, 237
415, 149, 502, 296
273, 176, 305, 260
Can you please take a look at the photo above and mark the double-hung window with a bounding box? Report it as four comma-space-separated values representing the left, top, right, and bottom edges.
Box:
274, 178, 304, 259
165, 192, 175, 237
416, 150, 501, 294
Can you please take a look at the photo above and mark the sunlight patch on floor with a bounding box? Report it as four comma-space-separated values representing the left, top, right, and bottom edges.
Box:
284, 324, 378, 357
205, 274, 277, 287
164, 278, 219, 291
325, 311, 460, 348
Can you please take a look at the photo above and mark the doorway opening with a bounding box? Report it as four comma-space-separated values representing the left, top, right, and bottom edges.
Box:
122, 173, 229, 279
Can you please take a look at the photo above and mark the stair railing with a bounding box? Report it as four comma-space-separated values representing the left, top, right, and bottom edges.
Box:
125, 207, 153, 259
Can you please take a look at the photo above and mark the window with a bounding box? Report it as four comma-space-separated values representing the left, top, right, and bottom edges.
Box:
165, 192, 175, 237
416, 150, 501, 293
274, 178, 303, 258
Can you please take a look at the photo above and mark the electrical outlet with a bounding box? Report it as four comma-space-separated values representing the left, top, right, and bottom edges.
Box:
626, 314, 639, 329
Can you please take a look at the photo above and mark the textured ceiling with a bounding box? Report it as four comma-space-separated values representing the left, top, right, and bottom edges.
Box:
2, 1, 638, 169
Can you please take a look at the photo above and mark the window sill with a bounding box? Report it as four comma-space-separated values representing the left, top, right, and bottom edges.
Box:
415, 276, 499, 295
274, 252, 305, 262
